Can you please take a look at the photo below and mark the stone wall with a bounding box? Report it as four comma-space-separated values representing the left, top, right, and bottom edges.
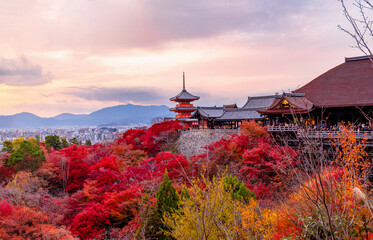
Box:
176, 129, 239, 158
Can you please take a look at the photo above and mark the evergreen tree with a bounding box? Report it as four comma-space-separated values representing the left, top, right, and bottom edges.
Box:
45, 135, 62, 150
6, 139, 46, 172
85, 140, 92, 146
1, 140, 13, 153
180, 185, 190, 201
61, 137, 69, 149
224, 175, 255, 203
156, 170, 180, 214
136, 170, 179, 240
69, 137, 79, 145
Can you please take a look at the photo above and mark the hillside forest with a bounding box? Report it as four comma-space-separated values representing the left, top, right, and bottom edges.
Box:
0, 120, 372, 240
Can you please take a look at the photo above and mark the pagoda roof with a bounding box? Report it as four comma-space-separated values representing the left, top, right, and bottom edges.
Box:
170, 73, 200, 101
293, 56, 373, 108
242, 95, 278, 110
216, 108, 264, 121
170, 89, 200, 101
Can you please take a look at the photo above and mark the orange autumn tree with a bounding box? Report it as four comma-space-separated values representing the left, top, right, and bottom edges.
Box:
275, 124, 373, 239
337, 125, 370, 190
240, 120, 268, 141
238, 198, 278, 240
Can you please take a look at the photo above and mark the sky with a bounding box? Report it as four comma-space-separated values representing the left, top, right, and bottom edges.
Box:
0, 0, 364, 117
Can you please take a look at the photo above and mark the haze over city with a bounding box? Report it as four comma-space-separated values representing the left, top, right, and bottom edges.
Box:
0, 0, 362, 117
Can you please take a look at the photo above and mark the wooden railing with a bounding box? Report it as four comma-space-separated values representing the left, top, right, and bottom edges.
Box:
302, 131, 373, 140
267, 126, 373, 140
186, 129, 240, 134
267, 126, 298, 132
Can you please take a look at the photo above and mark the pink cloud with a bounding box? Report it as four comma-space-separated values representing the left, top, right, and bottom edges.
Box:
0, 0, 365, 116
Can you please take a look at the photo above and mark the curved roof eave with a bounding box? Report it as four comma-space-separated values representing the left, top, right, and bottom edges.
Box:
170, 89, 200, 101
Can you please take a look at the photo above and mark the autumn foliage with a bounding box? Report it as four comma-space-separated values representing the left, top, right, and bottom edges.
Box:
0, 120, 371, 239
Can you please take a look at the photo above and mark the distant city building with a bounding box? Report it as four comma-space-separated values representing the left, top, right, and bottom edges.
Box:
0, 126, 132, 148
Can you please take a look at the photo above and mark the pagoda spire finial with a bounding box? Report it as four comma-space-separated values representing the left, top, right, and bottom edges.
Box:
183, 72, 185, 90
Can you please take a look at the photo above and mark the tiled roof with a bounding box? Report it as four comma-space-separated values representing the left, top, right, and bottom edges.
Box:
216, 108, 264, 121
242, 95, 278, 109
170, 90, 200, 101
293, 56, 373, 108
192, 106, 225, 118
170, 107, 197, 111
223, 104, 237, 109
285, 96, 313, 110
259, 94, 314, 115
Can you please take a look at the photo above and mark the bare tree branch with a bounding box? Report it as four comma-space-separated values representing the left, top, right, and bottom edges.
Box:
338, 0, 373, 65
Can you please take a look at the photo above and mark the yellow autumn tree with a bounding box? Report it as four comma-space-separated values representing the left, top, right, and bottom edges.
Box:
12, 137, 26, 150
238, 199, 278, 240
163, 174, 240, 240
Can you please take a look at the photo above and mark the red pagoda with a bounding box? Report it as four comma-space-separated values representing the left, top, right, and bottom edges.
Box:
170, 73, 199, 126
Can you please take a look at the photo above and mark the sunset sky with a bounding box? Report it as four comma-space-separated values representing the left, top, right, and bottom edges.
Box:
0, 0, 363, 117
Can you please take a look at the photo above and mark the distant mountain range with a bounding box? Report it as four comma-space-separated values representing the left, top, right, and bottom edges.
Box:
0, 104, 174, 129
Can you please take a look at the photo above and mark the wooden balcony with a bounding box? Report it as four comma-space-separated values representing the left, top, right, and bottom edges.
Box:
301, 130, 373, 140
267, 126, 373, 140
267, 126, 298, 132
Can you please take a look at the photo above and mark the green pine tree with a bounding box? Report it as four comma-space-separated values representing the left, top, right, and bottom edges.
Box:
45, 135, 62, 150
136, 170, 179, 240
85, 140, 92, 146
156, 170, 180, 214
69, 137, 79, 145
6, 139, 46, 172
2, 140, 14, 153
224, 175, 255, 203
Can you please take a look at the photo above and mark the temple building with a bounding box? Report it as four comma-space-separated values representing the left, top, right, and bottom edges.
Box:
291, 56, 373, 126
170, 73, 199, 127
169, 56, 373, 129
261, 56, 373, 126
258, 93, 315, 125
190, 95, 279, 129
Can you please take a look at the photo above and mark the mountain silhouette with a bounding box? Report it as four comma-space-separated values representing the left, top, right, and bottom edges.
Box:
0, 104, 174, 129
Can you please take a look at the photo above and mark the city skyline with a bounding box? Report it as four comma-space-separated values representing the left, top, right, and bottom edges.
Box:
0, 0, 362, 117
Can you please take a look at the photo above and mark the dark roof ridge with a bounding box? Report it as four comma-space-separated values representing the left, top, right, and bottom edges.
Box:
198, 106, 224, 109
223, 103, 237, 107
242, 107, 269, 111
225, 108, 256, 112
345, 55, 373, 62
247, 94, 277, 100
284, 92, 305, 97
